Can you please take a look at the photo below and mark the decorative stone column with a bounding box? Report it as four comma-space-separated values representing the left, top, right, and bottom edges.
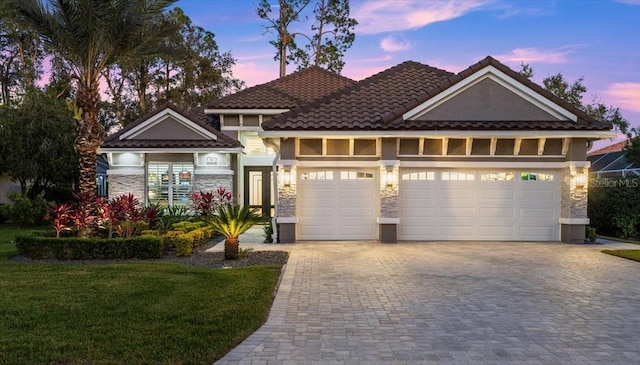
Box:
560, 162, 589, 243
378, 161, 399, 243
276, 162, 297, 243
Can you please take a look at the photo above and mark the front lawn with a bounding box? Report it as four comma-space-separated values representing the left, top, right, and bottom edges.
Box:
0, 224, 282, 364
602, 249, 640, 263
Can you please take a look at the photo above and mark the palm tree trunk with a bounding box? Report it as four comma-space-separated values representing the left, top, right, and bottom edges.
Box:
74, 84, 104, 237
224, 237, 240, 260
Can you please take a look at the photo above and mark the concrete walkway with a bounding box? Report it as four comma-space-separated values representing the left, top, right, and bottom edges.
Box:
215, 239, 640, 364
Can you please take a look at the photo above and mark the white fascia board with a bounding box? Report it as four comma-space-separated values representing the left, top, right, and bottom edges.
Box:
204, 108, 290, 115
400, 161, 576, 169
403, 66, 577, 122
99, 147, 243, 154
119, 109, 218, 141
221, 126, 263, 131
296, 160, 380, 168
259, 130, 617, 139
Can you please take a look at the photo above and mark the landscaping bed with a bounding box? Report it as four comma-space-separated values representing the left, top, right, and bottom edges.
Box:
602, 249, 640, 263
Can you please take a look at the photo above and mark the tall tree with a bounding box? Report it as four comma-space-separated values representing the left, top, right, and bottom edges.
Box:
11, 0, 178, 236
519, 63, 629, 134
257, 0, 356, 76
0, 1, 44, 104
0, 88, 76, 198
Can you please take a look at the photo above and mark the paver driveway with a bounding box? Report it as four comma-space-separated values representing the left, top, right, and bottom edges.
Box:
216, 241, 640, 364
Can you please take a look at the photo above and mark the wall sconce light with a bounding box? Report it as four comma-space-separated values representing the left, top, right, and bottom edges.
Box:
283, 170, 291, 187
574, 171, 587, 188
385, 170, 394, 187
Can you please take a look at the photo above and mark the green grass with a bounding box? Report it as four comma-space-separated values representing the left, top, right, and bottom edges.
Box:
602, 249, 640, 263
0, 224, 282, 364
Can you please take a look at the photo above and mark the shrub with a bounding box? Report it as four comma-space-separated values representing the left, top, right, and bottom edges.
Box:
174, 234, 194, 257
188, 230, 205, 247
585, 226, 597, 243
3, 192, 51, 226
589, 178, 640, 238
140, 230, 160, 236
16, 235, 163, 260
162, 230, 184, 251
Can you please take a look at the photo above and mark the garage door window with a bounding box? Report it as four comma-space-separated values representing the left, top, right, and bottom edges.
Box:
442, 171, 475, 181
521, 172, 554, 181
341, 171, 374, 180
480, 172, 514, 181
401, 171, 435, 180
300, 171, 334, 180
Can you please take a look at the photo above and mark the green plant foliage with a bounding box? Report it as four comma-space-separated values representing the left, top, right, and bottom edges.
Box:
15, 235, 163, 260
3, 192, 51, 226
585, 226, 597, 243
174, 234, 194, 257
208, 205, 261, 240
589, 178, 640, 239
140, 230, 160, 236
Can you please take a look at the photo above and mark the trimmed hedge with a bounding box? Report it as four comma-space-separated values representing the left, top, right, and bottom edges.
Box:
16, 235, 163, 260
166, 226, 215, 257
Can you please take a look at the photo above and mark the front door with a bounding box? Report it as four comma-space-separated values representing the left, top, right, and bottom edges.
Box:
244, 166, 273, 217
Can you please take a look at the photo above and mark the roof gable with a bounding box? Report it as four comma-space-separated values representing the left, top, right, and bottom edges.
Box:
407, 72, 570, 122
119, 108, 217, 141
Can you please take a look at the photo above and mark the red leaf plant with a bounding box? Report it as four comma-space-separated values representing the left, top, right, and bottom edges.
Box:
50, 202, 74, 238
190, 187, 233, 217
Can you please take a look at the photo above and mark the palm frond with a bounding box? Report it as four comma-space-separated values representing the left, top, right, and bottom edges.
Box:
208, 205, 261, 240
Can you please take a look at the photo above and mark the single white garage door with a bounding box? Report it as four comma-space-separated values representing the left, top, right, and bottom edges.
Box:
399, 169, 560, 241
297, 168, 378, 240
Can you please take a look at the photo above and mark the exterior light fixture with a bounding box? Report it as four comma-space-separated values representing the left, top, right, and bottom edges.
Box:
386, 170, 394, 187
283, 170, 291, 187
574, 171, 587, 188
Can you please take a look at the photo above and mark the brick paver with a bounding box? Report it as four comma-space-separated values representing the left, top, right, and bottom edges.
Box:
215, 241, 640, 364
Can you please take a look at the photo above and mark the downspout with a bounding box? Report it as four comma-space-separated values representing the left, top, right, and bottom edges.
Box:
263, 138, 280, 243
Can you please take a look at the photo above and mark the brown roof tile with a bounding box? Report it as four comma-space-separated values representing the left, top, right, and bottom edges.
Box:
205, 66, 355, 109
102, 103, 241, 149
588, 139, 630, 156
262, 57, 612, 132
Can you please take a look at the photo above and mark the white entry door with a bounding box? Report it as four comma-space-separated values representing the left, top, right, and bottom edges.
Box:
297, 168, 378, 240
399, 169, 560, 241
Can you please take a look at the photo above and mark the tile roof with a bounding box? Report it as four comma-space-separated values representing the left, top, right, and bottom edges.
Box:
262, 61, 454, 130
588, 139, 628, 156
102, 103, 241, 150
262, 57, 612, 132
205, 66, 356, 109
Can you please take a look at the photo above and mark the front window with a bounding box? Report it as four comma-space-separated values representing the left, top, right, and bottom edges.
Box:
147, 163, 194, 207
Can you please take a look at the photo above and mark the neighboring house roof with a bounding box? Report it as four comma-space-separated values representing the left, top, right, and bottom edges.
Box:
102, 103, 241, 150
205, 66, 356, 109
587, 139, 639, 177
588, 139, 627, 156
262, 56, 611, 131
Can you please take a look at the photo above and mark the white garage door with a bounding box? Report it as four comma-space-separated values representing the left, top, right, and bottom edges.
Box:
297, 168, 378, 240
399, 169, 560, 241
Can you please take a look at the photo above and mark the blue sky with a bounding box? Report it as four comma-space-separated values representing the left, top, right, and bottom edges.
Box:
176, 0, 640, 142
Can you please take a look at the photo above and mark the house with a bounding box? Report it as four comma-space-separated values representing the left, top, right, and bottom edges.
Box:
100, 56, 614, 244
588, 139, 640, 178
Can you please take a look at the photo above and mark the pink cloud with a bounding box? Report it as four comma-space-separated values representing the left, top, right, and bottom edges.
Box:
605, 82, 640, 113
232, 62, 278, 87
353, 0, 492, 34
380, 35, 412, 52
494, 46, 578, 64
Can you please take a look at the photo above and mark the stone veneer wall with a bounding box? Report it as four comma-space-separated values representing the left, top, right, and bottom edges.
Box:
560, 167, 588, 219
109, 174, 145, 201
193, 174, 233, 196
379, 165, 398, 218
278, 186, 296, 217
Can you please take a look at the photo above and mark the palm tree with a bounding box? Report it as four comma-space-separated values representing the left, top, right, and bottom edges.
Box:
208, 204, 261, 260
11, 0, 177, 236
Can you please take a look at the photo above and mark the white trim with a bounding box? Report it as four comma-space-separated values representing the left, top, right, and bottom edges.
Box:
119, 109, 218, 141
403, 66, 577, 122
193, 168, 234, 175
204, 108, 290, 115
259, 130, 616, 139
107, 167, 145, 175
559, 218, 590, 225
400, 161, 568, 169
568, 161, 591, 169
377, 217, 400, 224
379, 160, 399, 167
278, 159, 298, 166
277, 216, 298, 223
296, 160, 380, 167
221, 126, 263, 131
99, 148, 243, 153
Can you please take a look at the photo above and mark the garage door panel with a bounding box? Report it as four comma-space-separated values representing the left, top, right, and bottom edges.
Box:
399, 168, 560, 241
298, 168, 377, 240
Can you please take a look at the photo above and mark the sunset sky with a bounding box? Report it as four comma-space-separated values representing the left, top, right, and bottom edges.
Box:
176, 0, 640, 147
